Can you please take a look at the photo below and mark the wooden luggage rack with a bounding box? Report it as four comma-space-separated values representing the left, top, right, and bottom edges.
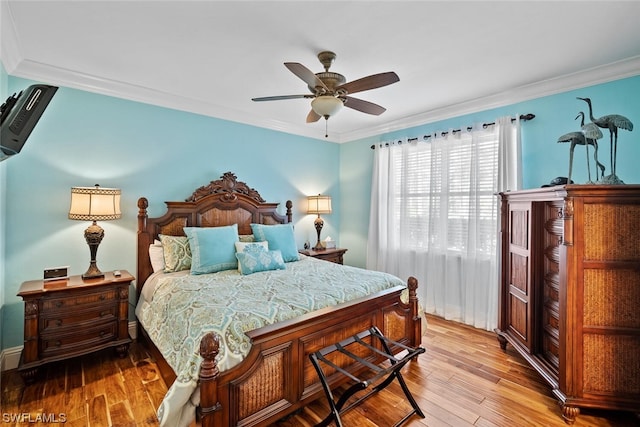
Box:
309, 326, 425, 427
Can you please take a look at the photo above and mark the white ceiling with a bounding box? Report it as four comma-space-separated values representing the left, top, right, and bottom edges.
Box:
2, 1, 640, 143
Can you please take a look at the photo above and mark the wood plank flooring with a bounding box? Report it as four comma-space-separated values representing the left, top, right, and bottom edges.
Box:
2, 315, 637, 426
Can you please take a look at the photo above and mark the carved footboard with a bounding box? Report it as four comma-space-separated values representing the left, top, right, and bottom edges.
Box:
198, 277, 421, 427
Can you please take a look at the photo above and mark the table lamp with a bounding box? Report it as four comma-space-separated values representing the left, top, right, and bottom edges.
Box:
69, 185, 121, 278
307, 194, 332, 250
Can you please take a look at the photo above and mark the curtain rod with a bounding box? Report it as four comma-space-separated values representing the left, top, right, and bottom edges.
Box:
370, 113, 535, 149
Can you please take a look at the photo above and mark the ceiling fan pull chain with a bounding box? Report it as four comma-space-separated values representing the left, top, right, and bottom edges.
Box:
325, 120, 329, 138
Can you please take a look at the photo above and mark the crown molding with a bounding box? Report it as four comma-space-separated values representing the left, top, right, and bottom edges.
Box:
0, 0, 22, 74
9, 56, 338, 141
340, 55, 640, 142
13, 55, 638, 145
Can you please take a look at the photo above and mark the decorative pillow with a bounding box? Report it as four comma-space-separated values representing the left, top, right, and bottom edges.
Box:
235, 244, 285, 275
251, 223, 299, 262
184, 225, 239, 275
149, 239, 165, 272
159, 235, 192, 273
234, 241, 268, 272
239, 234, 255, 242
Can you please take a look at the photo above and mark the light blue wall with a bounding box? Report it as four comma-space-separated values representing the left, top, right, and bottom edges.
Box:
2, 77, 340, 349
2, 73, 639, 351
340, 75, 640, 268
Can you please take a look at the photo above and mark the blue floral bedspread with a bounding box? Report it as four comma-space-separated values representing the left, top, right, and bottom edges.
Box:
136, 255, 406, 427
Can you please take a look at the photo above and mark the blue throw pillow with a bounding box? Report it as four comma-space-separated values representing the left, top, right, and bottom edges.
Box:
184, 225, 239, 274
250, 223, 299, 262
235, 243, 286, 275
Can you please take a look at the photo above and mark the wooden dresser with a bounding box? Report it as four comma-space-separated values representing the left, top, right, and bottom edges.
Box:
496, 185, 640, 423
17, 271, 133, 383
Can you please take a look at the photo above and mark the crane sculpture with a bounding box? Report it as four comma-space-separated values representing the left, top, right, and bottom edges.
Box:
557, 113, 604, 184
577, 111, 606, 180
577, 97, 633, 184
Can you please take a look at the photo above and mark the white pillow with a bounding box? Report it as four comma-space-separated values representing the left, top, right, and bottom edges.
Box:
149, 239, 165, 272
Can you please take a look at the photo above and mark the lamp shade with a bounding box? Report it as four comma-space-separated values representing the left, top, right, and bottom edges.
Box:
307, 194, 332, 215
69, 185, 121, 221
311, 96, 343, 118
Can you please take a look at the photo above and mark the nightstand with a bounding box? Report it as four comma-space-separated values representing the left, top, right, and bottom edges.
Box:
299, 248, 348, 264
17, 270, 133, 383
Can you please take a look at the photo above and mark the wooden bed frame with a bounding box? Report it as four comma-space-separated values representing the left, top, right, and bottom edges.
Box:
136, 172, 422, 427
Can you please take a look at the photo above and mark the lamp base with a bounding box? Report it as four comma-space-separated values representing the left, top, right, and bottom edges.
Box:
82, 264, 104, 279
313, 215, 325, 251
83, 221, 105, 279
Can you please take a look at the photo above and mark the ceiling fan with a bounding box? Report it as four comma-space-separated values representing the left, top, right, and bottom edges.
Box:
251, 51, 399, 125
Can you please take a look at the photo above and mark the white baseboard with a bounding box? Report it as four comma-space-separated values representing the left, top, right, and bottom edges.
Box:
129, 320, 138, 340
1, 321, 138, 372
0, 346, 22, 372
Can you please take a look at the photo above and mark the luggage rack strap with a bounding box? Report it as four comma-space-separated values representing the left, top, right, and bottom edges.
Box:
309, 326, 425, 427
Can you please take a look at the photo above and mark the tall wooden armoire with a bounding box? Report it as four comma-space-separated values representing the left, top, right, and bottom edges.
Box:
496, 185, 640, 424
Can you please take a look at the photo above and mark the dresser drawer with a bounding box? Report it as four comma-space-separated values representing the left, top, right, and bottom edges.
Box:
42, 288, 119, 312
40, 321, 117, 358
40, 304, 118, 333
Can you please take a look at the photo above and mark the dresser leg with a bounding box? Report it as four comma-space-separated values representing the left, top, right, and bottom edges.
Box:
561, 404, 579, 424
19, 367, 39, 385
115, 343, 130, 358
494, 330, 508, 350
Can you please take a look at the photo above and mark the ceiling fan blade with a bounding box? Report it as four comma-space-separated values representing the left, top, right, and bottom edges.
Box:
343, 96, 387, 115
336, 72, 399, 95
306, 109, 321, 123
252, 94, 313, 102
284, 62, 329, 92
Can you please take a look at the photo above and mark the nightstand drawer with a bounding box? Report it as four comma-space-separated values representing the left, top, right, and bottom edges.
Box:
40, 322, 117, 358
42, 288, 119, 311
40, 304, 118, 332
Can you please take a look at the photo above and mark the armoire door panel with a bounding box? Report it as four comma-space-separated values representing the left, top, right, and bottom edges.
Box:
509, 253, 529, 294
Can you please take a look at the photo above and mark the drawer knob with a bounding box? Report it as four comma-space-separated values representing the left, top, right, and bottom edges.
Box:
55, 301, 63, 308
56, 319, 62, 327
55, 340, 61, 347
99, 295, 106, 301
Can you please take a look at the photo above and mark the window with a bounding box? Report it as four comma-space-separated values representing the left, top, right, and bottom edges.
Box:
367, 116, 520, 331
388, 128, 503, 255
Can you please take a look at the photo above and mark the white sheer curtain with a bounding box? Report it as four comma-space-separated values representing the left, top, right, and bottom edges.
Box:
367, 117, 521, 331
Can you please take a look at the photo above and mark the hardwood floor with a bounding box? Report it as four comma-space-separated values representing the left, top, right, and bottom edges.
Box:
2, 315, 637, 426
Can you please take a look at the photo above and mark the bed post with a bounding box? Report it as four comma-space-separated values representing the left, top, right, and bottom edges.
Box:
408, 276, 421, 347
286, 200, 293, 223
137, 197, 152, 297
199, 332, 222, 426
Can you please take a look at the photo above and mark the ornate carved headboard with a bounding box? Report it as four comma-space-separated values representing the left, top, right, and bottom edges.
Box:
136, 172, 293, 294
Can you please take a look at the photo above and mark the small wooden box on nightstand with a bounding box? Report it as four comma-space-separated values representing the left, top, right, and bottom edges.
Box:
17, 270, 133, 383
299, 248, 348, 264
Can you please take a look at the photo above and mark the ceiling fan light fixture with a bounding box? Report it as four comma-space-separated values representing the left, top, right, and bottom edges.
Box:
311, 95, 343, 119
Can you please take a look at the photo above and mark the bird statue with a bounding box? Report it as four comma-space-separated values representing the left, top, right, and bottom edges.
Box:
577, 97, 633, 184
576, 111, 606, 180
557, 113, 604, 184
